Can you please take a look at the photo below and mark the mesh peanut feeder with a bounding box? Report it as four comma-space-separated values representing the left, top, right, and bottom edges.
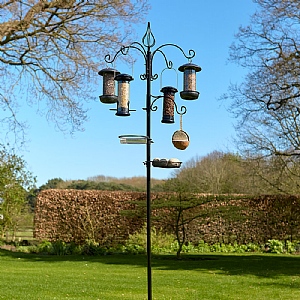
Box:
172, 114, 190, 150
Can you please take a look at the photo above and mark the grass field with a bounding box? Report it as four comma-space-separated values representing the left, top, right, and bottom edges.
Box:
0, 249, 300, 300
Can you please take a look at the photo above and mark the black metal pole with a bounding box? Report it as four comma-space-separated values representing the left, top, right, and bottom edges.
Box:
146, 42, 152, 300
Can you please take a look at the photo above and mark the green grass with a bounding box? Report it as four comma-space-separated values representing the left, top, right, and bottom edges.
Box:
1, 250, 300, 300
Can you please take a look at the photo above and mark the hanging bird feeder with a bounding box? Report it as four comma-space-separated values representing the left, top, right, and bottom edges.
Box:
178, 62, 201, 100
160, 86, 178, 123
98, 68, 120, 103
172, 114, 190, 150
114, 73, 134, 116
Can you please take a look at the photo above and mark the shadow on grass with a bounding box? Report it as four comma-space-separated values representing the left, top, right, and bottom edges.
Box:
1, 248, 300, 279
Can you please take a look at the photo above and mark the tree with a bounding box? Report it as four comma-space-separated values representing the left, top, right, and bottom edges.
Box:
153, 178, 217, 259
176, 151, 248, 194
225, 0, 300, 192
0, 146, 36, 239
0, 0, 149, 140
39, 177, 64, 190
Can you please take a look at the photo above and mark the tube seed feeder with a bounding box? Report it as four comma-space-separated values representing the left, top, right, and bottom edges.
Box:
98, 68, 120, 103
115, 73, 134, 116
178, 63, 201, 100
161, 86, 178, 123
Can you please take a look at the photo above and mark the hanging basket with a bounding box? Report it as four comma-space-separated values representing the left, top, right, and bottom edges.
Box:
172, 129, 190, 150
172, 113, 190, 150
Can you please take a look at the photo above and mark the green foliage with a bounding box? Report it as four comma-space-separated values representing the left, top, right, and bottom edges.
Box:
38, 240, 54, 253
81, 240, 107, 256
153, 183, 242, 257
39, 178, 145, 192
39, 178, 64, 190
122, 225, 176, 254
12, 238, 300, 256
22, 240, 107, 256
286, 241, 297, 254
266, 240, 285, 254
0, 146, 36, 238
51, 240, 69, 256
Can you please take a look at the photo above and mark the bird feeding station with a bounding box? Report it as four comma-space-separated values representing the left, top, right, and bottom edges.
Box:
98, 22, 201, 300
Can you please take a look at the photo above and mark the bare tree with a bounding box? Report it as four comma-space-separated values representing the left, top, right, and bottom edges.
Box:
224, 0, 300, 192
177, 151, 247, 194
0, 0, 149, 141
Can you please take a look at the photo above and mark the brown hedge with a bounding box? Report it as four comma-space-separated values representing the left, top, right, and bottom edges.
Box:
35, 190, 300, 245
34, 189, 148, 245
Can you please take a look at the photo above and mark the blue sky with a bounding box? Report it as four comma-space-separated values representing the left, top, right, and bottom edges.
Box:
18, 1, 257, 187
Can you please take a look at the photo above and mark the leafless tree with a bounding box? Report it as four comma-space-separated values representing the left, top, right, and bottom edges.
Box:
224, 0, 300, 192
0, 0, 149, 141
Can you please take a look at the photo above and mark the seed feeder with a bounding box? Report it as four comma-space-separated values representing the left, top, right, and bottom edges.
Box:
160, 86, 178, 123
115, 73, 134, 116
98, 68, 120, 103
178, 63, 201, 100
172, 114, 190, 150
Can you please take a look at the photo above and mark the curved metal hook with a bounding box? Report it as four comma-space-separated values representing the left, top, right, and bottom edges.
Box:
151, 74, 158, 81
104, 53, 116, 64
155, 49, 173, 69
187, 49, 196, 60
175, 103, 187, 115
152, 43, 196, 62
141, 73, 158, 81
146, 95, 187, 116
149, 95, 163, 111
105, 42, 147, 65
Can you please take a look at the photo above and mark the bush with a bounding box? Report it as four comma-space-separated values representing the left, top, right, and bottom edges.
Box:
16, 245, 39, 253
7, 237, 300, 256
122, 225, 176, 254
81, 240, 106, 256
266, 240, 284, 254
38, 240, 53, 253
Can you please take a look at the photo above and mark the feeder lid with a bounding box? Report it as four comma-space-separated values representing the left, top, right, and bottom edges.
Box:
160, 86, 178, 94
98, 68, 120, 76
178, 63, 201, 72
114, 73, 134, 82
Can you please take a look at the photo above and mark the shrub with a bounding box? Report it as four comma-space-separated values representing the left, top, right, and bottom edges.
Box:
38, 240, 53, 254
81, 240, 106, 256
266, 240, 284, 254
122, 225, 176, 254
195, 240, 211, 253
51, 240, 69, 255
16, 245, 39, 253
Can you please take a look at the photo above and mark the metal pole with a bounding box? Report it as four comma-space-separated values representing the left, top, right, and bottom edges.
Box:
146, 44, 152, 300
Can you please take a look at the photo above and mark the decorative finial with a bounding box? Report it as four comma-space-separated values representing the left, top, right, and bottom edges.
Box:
142, 22, 155, 48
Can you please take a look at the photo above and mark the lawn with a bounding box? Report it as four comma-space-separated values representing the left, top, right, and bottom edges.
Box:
0, 249, 300, 300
